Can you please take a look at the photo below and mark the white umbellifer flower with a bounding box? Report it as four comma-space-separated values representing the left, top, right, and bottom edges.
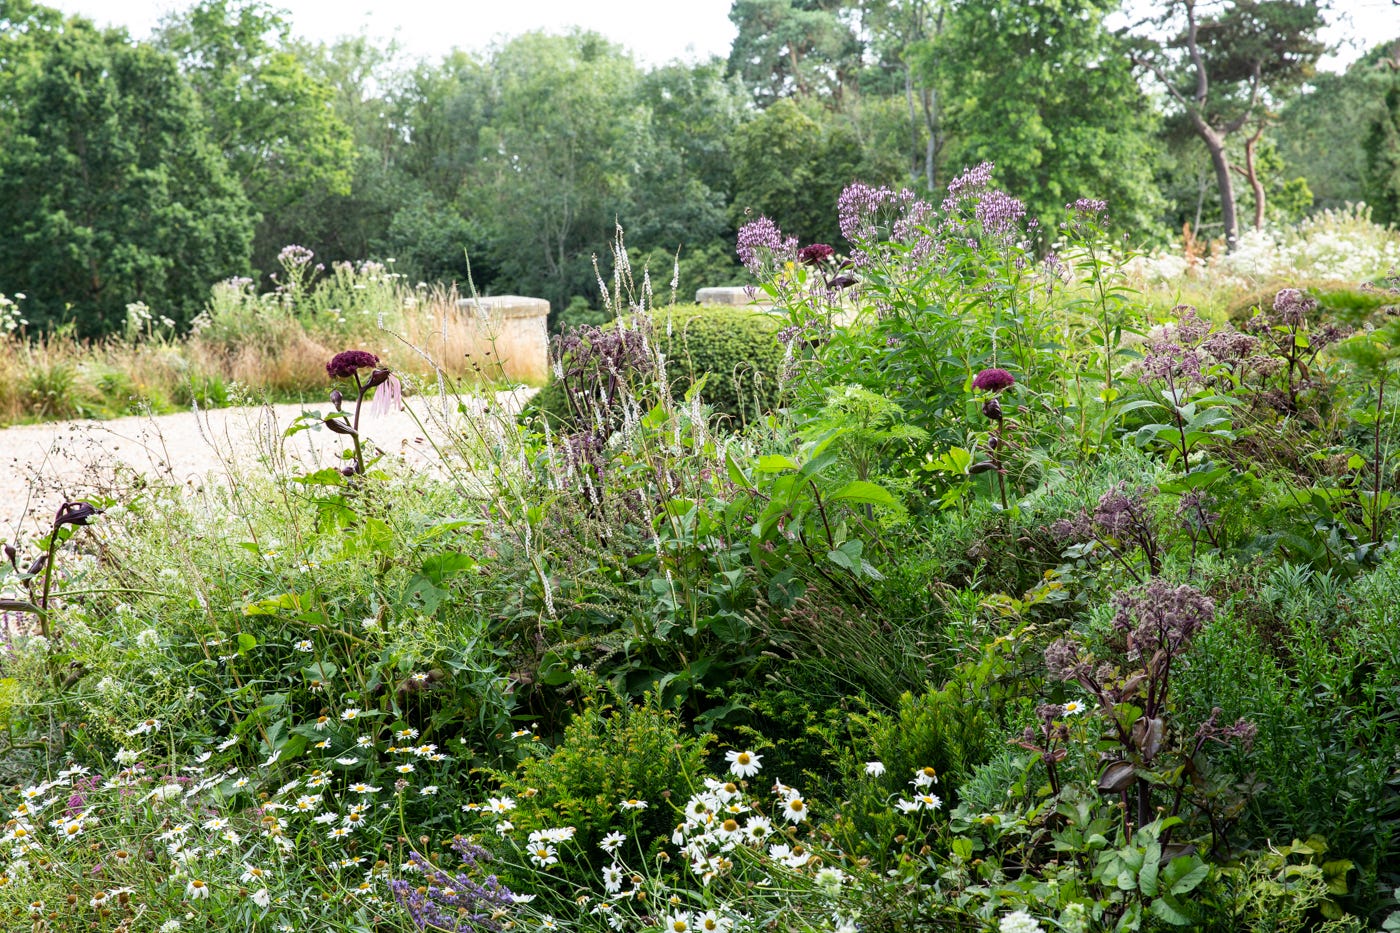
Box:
252, 888, 271, 909
1063, 700, 1086, 716
136, 629, 161, 648
999, 910, 1045, 933
864, 761, 886, 777
724, 749, 762, 778
185, 878, 210, 900
600, 831, 626, 855
781, 794, 808, 824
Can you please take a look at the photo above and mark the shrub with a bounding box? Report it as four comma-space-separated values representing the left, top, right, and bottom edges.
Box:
527, 304, 785, 429
485, 689, 714, 888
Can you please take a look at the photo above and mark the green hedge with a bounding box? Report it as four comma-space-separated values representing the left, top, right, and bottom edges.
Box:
527, 305, 786, 428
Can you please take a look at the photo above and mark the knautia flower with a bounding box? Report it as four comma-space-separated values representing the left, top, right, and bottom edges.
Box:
972, 368, 1016, 392
326, 349, 380, 379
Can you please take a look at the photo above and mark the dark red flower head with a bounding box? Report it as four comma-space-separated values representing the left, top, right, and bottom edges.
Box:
797, 243, 835, 266
972, 367, 1016, 392
327, 350, 380, 379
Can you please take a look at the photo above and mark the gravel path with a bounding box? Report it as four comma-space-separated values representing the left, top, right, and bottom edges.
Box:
0, 390, 534, 538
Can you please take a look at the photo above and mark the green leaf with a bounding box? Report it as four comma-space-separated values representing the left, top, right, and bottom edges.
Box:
829, 480, 899, 510
236, 633, 257, 655
1164, 856, 1209, 895
1149, 894, 1195, 926
755, 454, 800, 473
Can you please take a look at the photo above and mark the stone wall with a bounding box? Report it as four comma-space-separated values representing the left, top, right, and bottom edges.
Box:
454, 295, 550, 383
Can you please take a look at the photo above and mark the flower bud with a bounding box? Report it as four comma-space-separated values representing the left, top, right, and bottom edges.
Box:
982, 398, 1003, 421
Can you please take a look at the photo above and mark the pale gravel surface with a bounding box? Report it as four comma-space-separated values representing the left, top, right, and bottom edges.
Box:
0, 389, 535, 538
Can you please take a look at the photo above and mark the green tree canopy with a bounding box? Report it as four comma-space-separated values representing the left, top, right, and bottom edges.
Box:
0, 18, 253, 335
156, 0, 354, 274
923, 0, 1161, 236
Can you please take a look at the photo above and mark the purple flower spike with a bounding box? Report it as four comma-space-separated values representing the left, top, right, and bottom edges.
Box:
972, 368, 1016, 392
326, 350, 380, 379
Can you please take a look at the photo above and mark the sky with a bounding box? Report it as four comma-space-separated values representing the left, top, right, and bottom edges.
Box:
40, 0, 1400, 71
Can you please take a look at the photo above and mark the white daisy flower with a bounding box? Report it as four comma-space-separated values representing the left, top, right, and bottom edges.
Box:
185, 879, 210, 900
724, 749, 762, 778
600, 831, 625, 854
864, 760, 886, 777
780, 794, 808, 824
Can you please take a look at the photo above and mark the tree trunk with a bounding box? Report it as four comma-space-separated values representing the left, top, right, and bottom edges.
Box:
1198, 123, 1239, 252
1243, 129, 1266, 230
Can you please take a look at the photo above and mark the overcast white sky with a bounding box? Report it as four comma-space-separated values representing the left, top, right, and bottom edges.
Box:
40, 0, 1400, 71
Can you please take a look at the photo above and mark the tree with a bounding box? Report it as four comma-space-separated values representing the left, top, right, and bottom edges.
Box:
156, 0, 354, 274
853, 0, 948, 190
0, 23, 253, 335
728, 0, 863, 105
729, 97, 868, 247
1362, 41, 1400, 226
926, 0, 1162, 236
480, 31, 653, 315
1130, 0, 1327, 249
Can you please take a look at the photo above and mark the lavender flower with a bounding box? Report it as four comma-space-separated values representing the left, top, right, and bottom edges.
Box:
388, 838, 514, 931
972, 368, 1016, 392
736, 217, 797, 274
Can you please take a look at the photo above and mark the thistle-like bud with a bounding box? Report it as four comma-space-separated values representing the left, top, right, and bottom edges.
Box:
323, 416, 358, 437
330, 389, 344, 412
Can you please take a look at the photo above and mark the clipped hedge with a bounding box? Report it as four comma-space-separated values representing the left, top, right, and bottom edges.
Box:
527, 304, 786, 428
